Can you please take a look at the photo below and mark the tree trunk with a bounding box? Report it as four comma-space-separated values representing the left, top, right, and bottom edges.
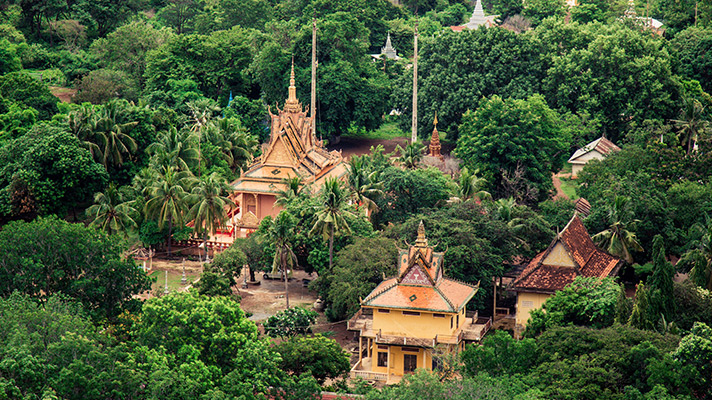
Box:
329, 224, 334, 271
167, 214, 173, 257
282, 246, 290, 309
249, 265, 256, 282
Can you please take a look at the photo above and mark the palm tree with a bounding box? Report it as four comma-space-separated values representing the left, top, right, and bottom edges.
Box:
145, 166, 196, 256
147, 126, 199, 172
494, 197, 516, 222
186, 172, 235, 262
275, 176, 305, 207
673, 96, 710, 155
310, 178, 353, 271
90, 100, 139, 168
678, 215, 712, 290
592, 196, 643, 264
203, 118, 258, 173
186, 98, 221, 176
394, 142, 425, 169
347, 155, 383, 217
86, 183, 137, 236
458, 167, 491, 202
68, 103, 99, 156
266, 211, 298, 309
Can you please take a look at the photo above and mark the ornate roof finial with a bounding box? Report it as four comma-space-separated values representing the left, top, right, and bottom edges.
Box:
285, 57, 301, 112
433, 111, 438, 128
415, 220, 428, 247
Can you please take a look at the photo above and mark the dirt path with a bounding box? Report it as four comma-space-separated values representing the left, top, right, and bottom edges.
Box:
50, 86, 76, 103
552, 173, 569, 200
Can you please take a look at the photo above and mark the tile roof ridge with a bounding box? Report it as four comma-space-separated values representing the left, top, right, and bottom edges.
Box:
440, 276, 479, 290
432, 285, 456, 312
362, 278, 398, 304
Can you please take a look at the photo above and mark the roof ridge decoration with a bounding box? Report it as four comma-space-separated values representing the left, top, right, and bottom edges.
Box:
284, 59, 301, 113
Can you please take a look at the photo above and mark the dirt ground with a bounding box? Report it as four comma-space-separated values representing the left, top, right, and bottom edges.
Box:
50, 86, 76, 103
329, 136, 409, 159
238, 269, 318, 322
552, 173, 570, 200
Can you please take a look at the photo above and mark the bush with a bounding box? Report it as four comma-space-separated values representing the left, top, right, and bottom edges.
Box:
264, 307, 318, 338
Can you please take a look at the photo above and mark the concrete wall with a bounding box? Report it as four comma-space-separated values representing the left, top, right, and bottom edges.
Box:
515, 292, 550, 327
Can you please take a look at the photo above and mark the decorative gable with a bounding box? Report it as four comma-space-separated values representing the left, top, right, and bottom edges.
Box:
542, 242, 575, 267
401, 264, 432, 285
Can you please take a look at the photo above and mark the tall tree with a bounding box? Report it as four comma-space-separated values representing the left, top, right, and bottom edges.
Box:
310, 178, 352, 272
265, 211, 298, 309
678, 215, 712, 290
647, 234, 676, 322
347, 155, 383, 218
186, 172, 235, 261
456, 94, 570, 203
86, 183, 137, 236
89, 100, 138, 168
144, 166, 195, 256
147, 126, 199, 171
0, 216, 151, 319
673, 95, 710, 155
592, 195, 644, 264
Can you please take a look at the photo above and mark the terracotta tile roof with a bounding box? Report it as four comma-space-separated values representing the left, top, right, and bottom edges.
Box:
568, 136, 621, 163
512, 216, 623, 293
363, 278, 477, 312
575, 198, 591, 217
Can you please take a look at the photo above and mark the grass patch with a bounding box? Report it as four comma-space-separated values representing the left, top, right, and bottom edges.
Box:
558, 163, 572, 175
150, 269, 200, 293
344, 122, 407, 140
559, 176, 579, 200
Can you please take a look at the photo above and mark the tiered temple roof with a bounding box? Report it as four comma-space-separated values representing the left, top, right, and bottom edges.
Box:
428, 114, 443, 160
231, 64, 347, 197
362, 222, 478, 312
512, 216, 623, 293
451, 0, 498, 31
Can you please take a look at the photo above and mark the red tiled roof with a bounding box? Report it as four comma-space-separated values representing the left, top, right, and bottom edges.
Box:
512, 216, 623, 293
568, 136, 621, 163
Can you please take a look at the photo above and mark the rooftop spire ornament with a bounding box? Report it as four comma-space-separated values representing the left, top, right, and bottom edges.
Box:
429, 112, 443, 161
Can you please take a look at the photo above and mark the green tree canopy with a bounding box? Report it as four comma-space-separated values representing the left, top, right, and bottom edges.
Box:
272, 334, 351, 384
456, 94, 570, 203
0, 216, 151, 319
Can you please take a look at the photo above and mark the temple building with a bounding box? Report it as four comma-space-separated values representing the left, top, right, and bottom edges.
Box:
372, 32, 400, 60
451, 0, 498, 31
511, 215, 623, 336
228, 64, 347, 237
568, 136, 620, 178
348, 222, 490, 383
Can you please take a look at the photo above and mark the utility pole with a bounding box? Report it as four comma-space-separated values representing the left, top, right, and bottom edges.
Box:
311, 16, 317, 141
411, 19, 419, 144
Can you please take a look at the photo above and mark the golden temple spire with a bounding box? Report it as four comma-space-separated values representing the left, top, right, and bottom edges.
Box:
415, 220, 428, 247
429, 112, 443, 160
285, 58, 301, 112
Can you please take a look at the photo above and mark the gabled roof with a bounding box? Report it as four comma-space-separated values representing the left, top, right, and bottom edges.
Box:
568, 136, 621, 163
230, 63, 346, 195
512, 215, 623, 293
361, 222, 478, 312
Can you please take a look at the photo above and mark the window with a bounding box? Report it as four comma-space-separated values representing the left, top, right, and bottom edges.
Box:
404, 354, 418, 373
377, 352, 388, 367
402, 347, 419, 352
450, 317, 453, 329
402, 311, 420, 316
432, 357, 443, 371
456, 314, 459, 328
378, 309, 390, 313
378, 345, 388, 350
433, 313, 446, 318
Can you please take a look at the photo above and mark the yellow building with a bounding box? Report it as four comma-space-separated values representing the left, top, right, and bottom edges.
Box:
228, 64, 347, 237
348, 222, 490, 383
511, 215, 623, 336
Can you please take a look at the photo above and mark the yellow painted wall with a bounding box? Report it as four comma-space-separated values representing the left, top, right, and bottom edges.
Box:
515, 292, 550, 327
371, 308, 458, 338
543, 242, 575, 267
370, 345, 432, 376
